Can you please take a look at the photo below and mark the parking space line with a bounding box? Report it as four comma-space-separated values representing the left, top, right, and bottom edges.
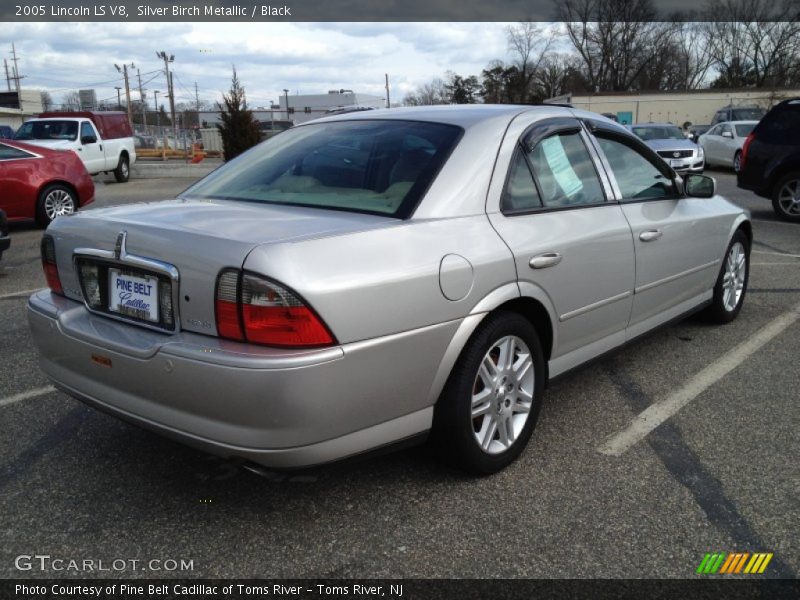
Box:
752, 251, 800, 259
599, 300, 800, 457
0, 386, 56, 409
752, 262, 800, 265
753, 219, 800, 228
0, 288, 44, 300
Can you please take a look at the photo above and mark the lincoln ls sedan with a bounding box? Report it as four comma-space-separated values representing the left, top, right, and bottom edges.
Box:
28, 106, 750, 474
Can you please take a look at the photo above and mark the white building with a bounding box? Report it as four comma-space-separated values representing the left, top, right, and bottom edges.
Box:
199, 89, 386, 129
548, 88, 800, 126
0, 89, 44, 128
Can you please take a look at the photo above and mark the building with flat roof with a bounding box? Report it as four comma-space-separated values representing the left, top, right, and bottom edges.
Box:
547, 88, 800, 126
0, 89, 44, 128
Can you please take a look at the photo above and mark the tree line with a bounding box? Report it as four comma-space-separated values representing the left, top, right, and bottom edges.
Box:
403, 0, 800, 106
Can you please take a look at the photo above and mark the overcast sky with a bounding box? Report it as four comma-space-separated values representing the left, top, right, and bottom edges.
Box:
2, 22, 551, 108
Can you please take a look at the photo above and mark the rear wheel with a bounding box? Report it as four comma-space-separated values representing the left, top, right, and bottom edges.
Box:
114, 154, 130, 183
733, 151, 742, 172
701, 230, 749, 324
36, 184, 77, 227
772, 172, 800, 222
433, 311, 545, 474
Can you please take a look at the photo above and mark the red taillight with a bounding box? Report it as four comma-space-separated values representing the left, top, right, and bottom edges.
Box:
215, 270, 334, 348
41, 236, 63, 295
740, 132, 755, 170
215, 269, 244, 341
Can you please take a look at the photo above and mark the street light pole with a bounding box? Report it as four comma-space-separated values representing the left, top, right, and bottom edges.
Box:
114, 86, 122, 111
156, 51, 177, 138
153, 90, 160, 128
114, 62, 135, 125
283, 88, 289, 123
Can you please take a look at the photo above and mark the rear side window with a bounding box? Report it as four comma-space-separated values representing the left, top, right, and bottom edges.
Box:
526, 132, 606, 208
502, 152, 542, 213
0, 143, 34, 160
183, 120, 462, 218
595, 136, 678, 201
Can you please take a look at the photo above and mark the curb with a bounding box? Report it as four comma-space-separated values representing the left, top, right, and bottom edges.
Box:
131, 160, 223, 179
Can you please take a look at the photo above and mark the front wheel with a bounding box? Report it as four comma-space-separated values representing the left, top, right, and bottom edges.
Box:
433, 311, 545, 474
114, 154, 130, 183
701, 230, 749, 324
771, 172, 800, 222
36, 184, 77, 227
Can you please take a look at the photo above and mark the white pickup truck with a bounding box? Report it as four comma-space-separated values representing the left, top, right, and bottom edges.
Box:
14, 111, 137, 183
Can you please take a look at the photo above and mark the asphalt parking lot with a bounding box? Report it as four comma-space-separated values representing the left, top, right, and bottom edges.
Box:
0, 169, 797, 579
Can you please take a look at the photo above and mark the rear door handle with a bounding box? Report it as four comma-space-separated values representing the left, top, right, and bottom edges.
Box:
529, 252, 563, 269
639, 230, 663, 242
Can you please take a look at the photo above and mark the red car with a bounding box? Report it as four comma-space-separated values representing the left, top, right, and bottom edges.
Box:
0, 139, 94, 226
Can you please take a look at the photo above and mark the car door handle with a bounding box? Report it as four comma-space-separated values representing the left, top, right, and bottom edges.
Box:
529, 252, 563, 269
639, 230, 663, 242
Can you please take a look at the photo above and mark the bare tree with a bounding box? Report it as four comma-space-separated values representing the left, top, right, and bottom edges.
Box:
556, 0, 676, 92
40, 90, 53, 111
61, 91, 81, 111
505, 22, 556, 103
403, 78, 449, 106
701, 0, 800, 88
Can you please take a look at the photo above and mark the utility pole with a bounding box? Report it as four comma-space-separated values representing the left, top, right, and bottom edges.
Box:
3, 59, 10, 92
136, 68, 147, 131
114, 86, 122, 110
283, 88, 289, 122
114, 62, 135, 125
385, 73, 390, 109
10, 43, 23, 95
194, 81, 200, 129
156, 51, 177, 137
153, 90, 160, 128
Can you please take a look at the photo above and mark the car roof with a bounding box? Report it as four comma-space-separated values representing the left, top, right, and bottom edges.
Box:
303, 104, 573, 130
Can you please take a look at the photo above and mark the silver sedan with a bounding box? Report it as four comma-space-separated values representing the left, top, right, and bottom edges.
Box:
28, 106, 751, 474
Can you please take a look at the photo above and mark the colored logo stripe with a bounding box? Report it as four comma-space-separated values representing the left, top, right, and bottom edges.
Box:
697, 552, 773, 574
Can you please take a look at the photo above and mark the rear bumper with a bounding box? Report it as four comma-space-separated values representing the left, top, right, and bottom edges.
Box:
27, 290, 455, 468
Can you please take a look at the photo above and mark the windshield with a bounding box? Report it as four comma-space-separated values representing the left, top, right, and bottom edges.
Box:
732, 108, 765, 121
631, 126, 685, 141
15, 120, 78, 142
735, 123, 756, 137
183, 120, 463, 218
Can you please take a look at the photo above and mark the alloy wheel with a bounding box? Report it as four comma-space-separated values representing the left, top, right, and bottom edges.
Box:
44, 189, 76, 221
722, 241, 746, 312
471, 335, 534, 454
777, 179, 800, 217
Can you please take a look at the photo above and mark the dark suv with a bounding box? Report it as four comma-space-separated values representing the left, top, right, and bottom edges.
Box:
711, 105, 765, 126
737, 98, 800, 221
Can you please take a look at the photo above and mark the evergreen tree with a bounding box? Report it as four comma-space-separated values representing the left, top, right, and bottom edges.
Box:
216, 67, 261, 161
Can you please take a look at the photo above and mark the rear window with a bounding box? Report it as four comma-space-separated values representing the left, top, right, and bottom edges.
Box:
731, 108, 765, 121
756, 103, 800, 141
15, 120, 78, 142
183, 120, 463, 218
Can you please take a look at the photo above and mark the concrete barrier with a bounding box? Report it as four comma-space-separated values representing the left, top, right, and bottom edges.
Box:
132, 159, 223, 179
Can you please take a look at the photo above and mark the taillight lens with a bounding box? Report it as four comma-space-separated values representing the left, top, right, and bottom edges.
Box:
215, 269, 244, 341
41, 236, 63, 295
215, 269, 334, 348
740, 132, 755, 170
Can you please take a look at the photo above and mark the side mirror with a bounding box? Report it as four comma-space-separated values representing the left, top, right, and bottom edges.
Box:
685, 174, 716, 198
81, 135, 97, 145
721, 131, 733, 139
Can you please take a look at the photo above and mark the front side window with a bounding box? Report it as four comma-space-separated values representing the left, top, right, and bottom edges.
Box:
15, 120, 78, 141
182, 120, 462, 218
596, 136, 678, 202
720, 124, 732, 136
525, 132, 605, 208
0, 142, 34, 160
80, 122, 96, 140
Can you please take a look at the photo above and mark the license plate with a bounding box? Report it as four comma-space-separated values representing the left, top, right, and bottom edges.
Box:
108, 269, 159, 323
670, 159, 684, 167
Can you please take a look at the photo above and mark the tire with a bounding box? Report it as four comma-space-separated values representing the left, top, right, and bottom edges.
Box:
771, 172, 800, 222
114, 154, 130, 183
701, 230, 749, 324
733, 151, 742, 172
36, 184, 77, 227
433, 311, 545, 475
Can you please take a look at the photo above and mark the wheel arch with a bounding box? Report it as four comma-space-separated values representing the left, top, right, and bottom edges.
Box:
38, 180, 80, 206
426, 282, 557, 405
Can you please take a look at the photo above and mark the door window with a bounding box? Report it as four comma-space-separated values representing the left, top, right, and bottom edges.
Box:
595, 136, 678, 202
501, 152, 542, 213
80, 121, 96, 141
526, 132, 606, 208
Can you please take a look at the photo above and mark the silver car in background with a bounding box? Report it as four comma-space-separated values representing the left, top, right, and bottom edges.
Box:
629, 123, 705, 174
28, 106, 751, 474
698, 121, 758, 172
